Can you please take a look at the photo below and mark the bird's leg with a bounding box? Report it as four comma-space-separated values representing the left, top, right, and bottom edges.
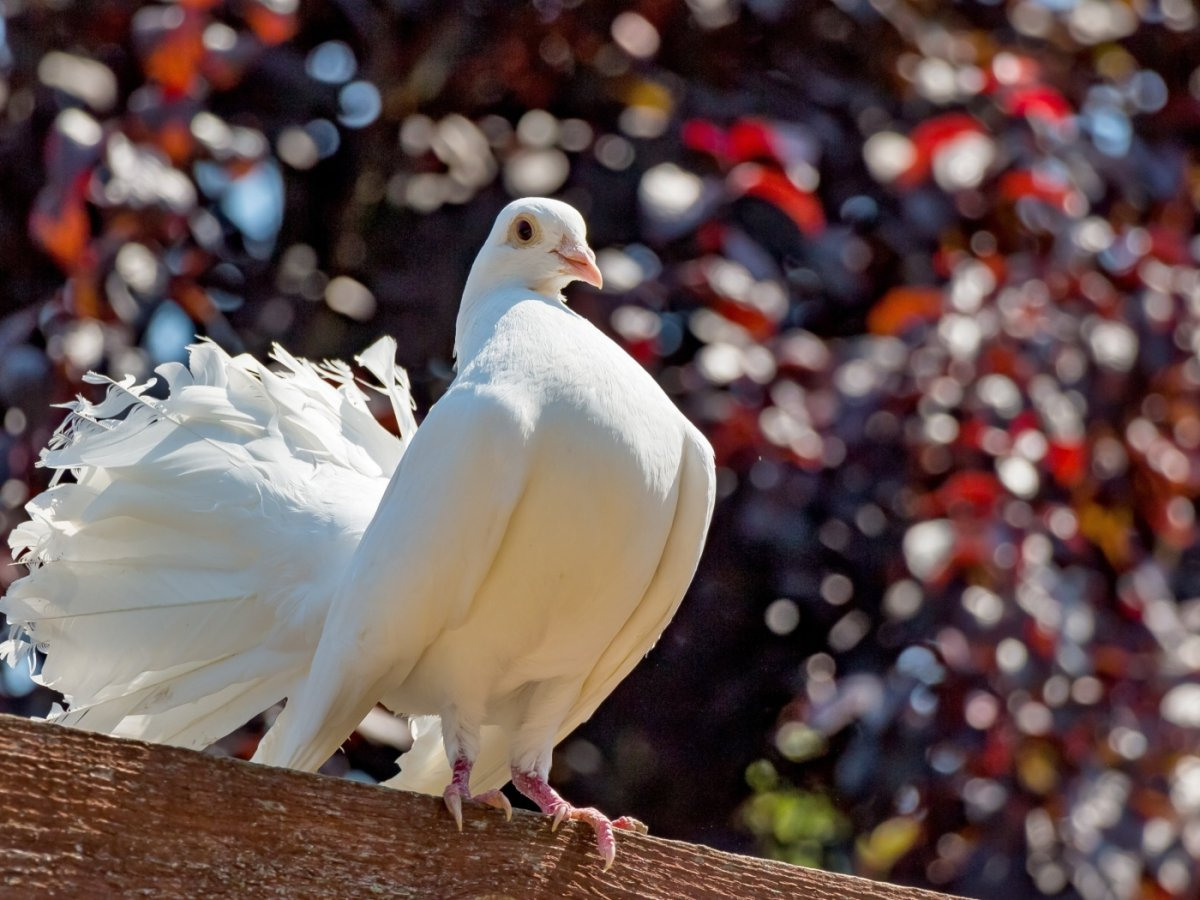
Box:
440, 720, 512, 831
510, 768, 648, 870
442, 752, 513, 830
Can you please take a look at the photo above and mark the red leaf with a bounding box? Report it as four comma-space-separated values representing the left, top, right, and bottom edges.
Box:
709, 297, 778, 341
682, 119, 729, 161
728, 165, 825, 236
245, 6, 298, 46
1046, 439, 1086, 487
30, 188, 90, 272
998, 170, 1076, 212
937, 471, 1003, 514
143, 18, 205, 97
1005, 86, 1073, 125
866, 286, 943, 335
727, 119, 776, 164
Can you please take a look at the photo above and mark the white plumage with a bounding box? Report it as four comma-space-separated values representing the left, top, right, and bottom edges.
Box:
2, 198, 715, 866
3, 338, 415, 748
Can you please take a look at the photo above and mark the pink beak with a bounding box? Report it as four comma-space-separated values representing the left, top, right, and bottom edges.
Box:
555, 238, 603, 290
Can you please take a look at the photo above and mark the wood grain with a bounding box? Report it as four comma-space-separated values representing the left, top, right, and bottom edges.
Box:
0, 714, 957, 899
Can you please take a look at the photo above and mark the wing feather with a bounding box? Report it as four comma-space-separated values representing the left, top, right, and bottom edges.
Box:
252, 387, 534, 772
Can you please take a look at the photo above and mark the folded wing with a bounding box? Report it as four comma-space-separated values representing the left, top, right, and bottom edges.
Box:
385, 426, 715, 795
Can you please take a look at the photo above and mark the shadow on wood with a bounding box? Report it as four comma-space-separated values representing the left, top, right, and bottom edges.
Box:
0, 714, 957, 898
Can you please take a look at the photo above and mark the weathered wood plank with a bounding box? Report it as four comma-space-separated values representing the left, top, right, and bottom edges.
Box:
0, 714, 955, 899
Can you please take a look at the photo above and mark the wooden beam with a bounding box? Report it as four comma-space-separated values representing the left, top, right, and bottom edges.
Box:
0, 714, 955, 898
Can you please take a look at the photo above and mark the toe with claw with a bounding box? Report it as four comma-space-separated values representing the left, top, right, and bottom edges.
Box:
440, 751, 513, 831
442, 783, 513, 831
512, 768, 645, 870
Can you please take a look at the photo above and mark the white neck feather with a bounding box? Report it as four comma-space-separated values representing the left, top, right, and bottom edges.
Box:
453, 255, 566, 362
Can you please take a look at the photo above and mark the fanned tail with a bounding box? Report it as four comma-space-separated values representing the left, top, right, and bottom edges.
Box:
1, 337, 414, 750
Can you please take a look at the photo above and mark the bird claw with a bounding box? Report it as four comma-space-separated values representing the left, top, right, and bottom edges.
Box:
593, 815, 617, 871
442, 787, 464, 832
548, 803, 627, 869
443, 784, 511, 830
551, 803, 570, 832
509, 769, 637, 868
475, 788, 513, 822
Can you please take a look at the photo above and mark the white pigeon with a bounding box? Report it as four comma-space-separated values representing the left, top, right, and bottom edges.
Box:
2, 197, 716, 868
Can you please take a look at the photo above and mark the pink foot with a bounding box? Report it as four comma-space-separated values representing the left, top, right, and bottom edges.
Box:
511, 769, 647, 870
442, 754, 513, 831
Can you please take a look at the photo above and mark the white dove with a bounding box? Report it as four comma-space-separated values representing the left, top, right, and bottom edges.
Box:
2, 197, 716, 868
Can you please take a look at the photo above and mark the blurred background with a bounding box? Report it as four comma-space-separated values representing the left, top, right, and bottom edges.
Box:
1, 0, 1199, 897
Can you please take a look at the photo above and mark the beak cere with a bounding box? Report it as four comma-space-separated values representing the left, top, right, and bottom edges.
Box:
555, 239, 603, 290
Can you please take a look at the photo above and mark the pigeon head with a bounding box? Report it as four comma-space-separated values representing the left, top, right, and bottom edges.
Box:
473, 197, 603, 297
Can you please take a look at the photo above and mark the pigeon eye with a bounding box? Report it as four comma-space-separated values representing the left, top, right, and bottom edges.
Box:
505, 214, 542, 247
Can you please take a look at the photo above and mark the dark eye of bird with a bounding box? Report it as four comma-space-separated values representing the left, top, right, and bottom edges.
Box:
516, 218, 533, 242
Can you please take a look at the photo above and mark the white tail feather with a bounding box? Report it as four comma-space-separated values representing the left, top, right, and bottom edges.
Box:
2, 337, 414, 752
